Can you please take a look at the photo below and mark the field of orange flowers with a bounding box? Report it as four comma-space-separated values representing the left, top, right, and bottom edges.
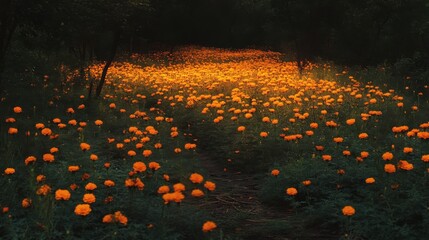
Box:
1, 47, 429, 239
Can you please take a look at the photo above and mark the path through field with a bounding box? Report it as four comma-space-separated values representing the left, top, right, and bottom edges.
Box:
196, 154, 337, 240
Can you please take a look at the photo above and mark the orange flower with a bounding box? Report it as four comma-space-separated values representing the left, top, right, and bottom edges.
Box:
384, 164, 396, 173
382, 152, 394, 161
36, 184, 51, 196
80, 143, 90, 151
191, 189, 205, 197
85, 182, 97, 191
163, 174, 170, 181
8, 127, 18, 134
41, 128, 52, 136
346, 119, 355, 125
157, 185, 170, 194
142, 149, 152, 157
286, 187, 298, 196
6, 118, 16, 123
36, 174, 46, 182
94, 120, 103, 126
13, 106, 22, 113
35, 123, 45, 129
421, 154, 429, 162
173, 183, 186, 192
90, 154, 98, 161
104, 180, 115, 187
358, 133, 368, 139
4, 168, 15, 175
22, 198, 32, 208
333, 137, 344, 143
271, 169, 280, 176
68, 165, 80, 172
133, 161, 147, 172
43, 153, 55, 162
237, 126, 246, 132
365, 177, 375, 184
189, 173, 204, 184
260, 131, 268, 138
55, 189, 71, 200
204, 181, 216, 191
398, 160, 413, 170
360, 151, 369, 158
114, 211, 128, 225
302, 180, 311, 186
83, 193, 96, 204
103, 214, 114, 223
403, 147, 413, 154
202, 221, 217, 232
342, 206, 355, 216
309, 122, 318, 129
322, 155, 332, 161
74, 204, 91, 216
128, 150, 137, 157
148, 162, 161, 171
342, 150, 351, 156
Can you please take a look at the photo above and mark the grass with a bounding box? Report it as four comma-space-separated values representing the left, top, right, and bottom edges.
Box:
1, 46, 429, 239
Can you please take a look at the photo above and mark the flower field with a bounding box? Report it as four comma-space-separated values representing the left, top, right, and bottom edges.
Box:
1, 47, 429, 239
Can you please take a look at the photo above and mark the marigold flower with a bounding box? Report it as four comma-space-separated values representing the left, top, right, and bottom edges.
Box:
271, 169, 280, 176
346, 119, 355, 125
103, 214, 114, 223
89, 154, 98, 161
403, 147, 413, 154
286, 187, 298, 196
382, 152, 394, 161
173, 183, 186, 192
13, 106, 22, 113
204, 181, 216, 191
41, 128, 52, 136
358, 133, 368, 139
398, 160, 413, 170
260, 131, 268, 137
36, 184, 51, 196
85, 182, 97, 191
74, 204, 91, 216
35, 123, 45, 129
43, 153, 55, 162
189, 173, 204, 184
83, 193, 96, 204
104, 180, 115, 187
149, 162, 161, 171
322, 155, 332, 161
22, 198, 32, 208
191, 189, 205, 197
114, 211, 128, 225
237, 126, 245, 132
133, 161, 147, 172
8, 127, 18, 134
384, 164, 396, 173
302, 180, 311, 186
80, 143, 90, 151
94, 120, 103, 126
157, 185, 170, 194
421, 154, 429, 162
68, 165, 80, 172
365, 177, 375, 184
36, 174, 46, 182
202, 221, 217, 232
142, 149, 152, 157
128, 150, 137, 157
55, 189, 71, 200
342, 206, 355, 216
4, 168, 15, 175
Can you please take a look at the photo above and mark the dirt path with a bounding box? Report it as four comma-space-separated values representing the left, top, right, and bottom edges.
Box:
194, 155, 338, 240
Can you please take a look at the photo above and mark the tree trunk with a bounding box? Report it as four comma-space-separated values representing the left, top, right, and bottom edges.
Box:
95, 29, 120, 98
